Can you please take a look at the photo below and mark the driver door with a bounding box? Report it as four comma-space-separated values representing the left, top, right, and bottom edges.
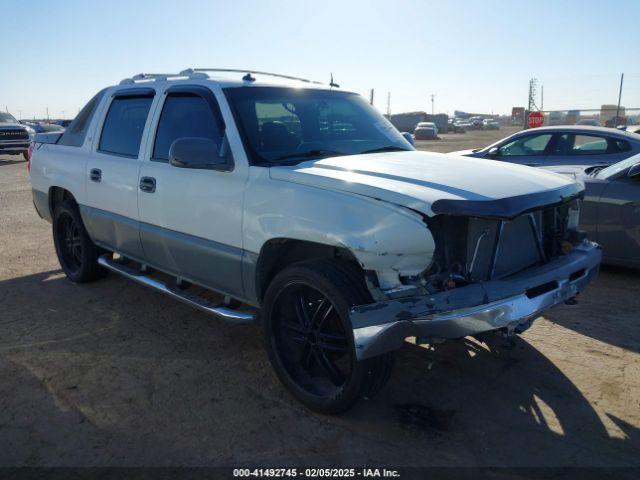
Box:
490, 132, 556, 166
137, 84, 248, 300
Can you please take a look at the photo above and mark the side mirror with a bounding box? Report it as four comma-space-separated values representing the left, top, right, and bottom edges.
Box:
169, 137, 230, 171
487, 146, 500, 157
627, 163, 640, 179
401, 132, 415, 147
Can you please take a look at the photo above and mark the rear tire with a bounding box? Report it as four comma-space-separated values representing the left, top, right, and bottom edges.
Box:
262, 259, 394, 413
52, 199, 108, 283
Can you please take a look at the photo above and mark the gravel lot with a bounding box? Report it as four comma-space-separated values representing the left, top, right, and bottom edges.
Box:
1, 131, 639, 468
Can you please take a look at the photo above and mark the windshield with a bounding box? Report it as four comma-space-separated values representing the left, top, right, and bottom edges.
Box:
0, 112, 18, 123
596, 154, 640, 179
224, 87, 413, 165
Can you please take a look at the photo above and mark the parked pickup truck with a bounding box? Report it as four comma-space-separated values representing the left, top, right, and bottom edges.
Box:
30, 69, 601, 413
0, 112, 34, 160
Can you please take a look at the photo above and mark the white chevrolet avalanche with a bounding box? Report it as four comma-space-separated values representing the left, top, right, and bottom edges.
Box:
29, 69, 601, 413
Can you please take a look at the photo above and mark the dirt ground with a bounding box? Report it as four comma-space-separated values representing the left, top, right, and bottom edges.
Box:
1, 131, 639, 469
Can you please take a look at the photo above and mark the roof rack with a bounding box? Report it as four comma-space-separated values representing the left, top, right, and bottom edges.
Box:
181, 68, 323, 85
119, 69, 324, 86
119, 71, 208, 85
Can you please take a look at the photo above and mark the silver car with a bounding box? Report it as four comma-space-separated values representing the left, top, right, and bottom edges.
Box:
450, 126, 640, 167
545, 154, 640, 268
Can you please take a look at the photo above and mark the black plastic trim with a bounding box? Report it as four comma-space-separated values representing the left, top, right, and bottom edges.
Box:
113, 87, 156, 98
431, 183, 584, 219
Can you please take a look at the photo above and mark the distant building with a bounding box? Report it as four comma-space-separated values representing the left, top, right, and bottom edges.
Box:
387, 111, 428, 133
601, 104, 626, 127
511, 107, 525, 126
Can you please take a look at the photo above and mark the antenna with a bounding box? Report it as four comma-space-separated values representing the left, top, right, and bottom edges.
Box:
329, 73, 340, 88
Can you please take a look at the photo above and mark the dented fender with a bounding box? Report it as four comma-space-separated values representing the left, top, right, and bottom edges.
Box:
243, 167, 435, 287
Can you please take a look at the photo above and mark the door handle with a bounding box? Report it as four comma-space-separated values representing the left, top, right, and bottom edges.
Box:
139, 176, 156, 193
89, 168, 102, 182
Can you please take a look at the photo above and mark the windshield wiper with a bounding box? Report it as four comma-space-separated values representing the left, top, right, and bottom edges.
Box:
359, 146, 412, 154
271, 149, 347, 163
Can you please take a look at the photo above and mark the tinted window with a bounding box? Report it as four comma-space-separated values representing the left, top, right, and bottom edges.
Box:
59, 89, 106, 147
553, 133, 628, 155
615, 139, 631, 152
153, 93, 224, 161
498, 134, 552, 156
571, 134, 607, 154
597, 155, 640, 179
0, 112, 18, 123
225, 87, 411, 165
99, 96, 153, 157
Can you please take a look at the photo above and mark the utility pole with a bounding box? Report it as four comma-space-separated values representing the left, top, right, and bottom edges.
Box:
540, 85, 544, 111
46, 107, 49, 121
615, 73, 624, 125
386, 92, 391, 116
430, 94, 435, 116
18, 110, 22, 119
369, 89, 374, 106
526, 78, 538, 129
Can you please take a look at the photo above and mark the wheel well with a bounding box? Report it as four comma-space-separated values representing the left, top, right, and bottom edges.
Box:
255, 239, 363, 304
48, 187, 77, 217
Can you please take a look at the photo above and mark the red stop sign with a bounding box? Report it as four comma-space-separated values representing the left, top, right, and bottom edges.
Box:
528, 111, 545, 128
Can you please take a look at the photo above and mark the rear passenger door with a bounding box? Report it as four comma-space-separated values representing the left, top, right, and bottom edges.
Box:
84, 88, 156, 259
137, 85, 247, 300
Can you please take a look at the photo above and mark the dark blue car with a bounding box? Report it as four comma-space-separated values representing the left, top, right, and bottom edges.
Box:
449, 126, 640, 167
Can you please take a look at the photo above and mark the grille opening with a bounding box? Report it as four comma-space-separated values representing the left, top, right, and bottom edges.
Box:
569, 269, 585, 282
526, 281, 558, 299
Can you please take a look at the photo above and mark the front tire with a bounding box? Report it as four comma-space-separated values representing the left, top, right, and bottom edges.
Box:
262, 259, 394, 413
52, 199, 107, 283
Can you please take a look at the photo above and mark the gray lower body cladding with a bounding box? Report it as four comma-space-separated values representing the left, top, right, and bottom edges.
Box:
351, 241, 601, 360
77, 204, 259, 306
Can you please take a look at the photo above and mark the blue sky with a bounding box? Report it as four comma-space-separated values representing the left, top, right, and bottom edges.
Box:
2, 0, 639, 119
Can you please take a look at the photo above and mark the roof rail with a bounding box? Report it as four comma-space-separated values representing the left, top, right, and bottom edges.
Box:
119, 71, 208, 85
181, 68, 323, 85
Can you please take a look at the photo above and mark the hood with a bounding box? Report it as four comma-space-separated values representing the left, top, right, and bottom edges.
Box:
540, 165, 588, 181
270, 150, 579, 217
447, 149, 477, 156
0, 121, 27, 129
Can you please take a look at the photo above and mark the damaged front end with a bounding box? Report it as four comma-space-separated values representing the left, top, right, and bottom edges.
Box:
351, 184, 602, 360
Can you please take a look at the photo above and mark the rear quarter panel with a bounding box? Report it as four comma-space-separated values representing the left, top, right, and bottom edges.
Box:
30, 143, 90, 208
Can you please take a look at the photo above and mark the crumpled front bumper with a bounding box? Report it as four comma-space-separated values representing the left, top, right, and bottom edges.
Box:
350, 241, 601, 360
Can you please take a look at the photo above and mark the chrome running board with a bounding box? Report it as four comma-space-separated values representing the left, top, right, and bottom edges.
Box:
98, 255, 255, 323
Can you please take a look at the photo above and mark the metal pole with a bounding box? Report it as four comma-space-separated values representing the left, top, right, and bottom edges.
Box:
369, 89, 374, 106
431, 94, 435, 116
386, 92, 391, 116
615, 73, 624, 125
541, 85, 544, 111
